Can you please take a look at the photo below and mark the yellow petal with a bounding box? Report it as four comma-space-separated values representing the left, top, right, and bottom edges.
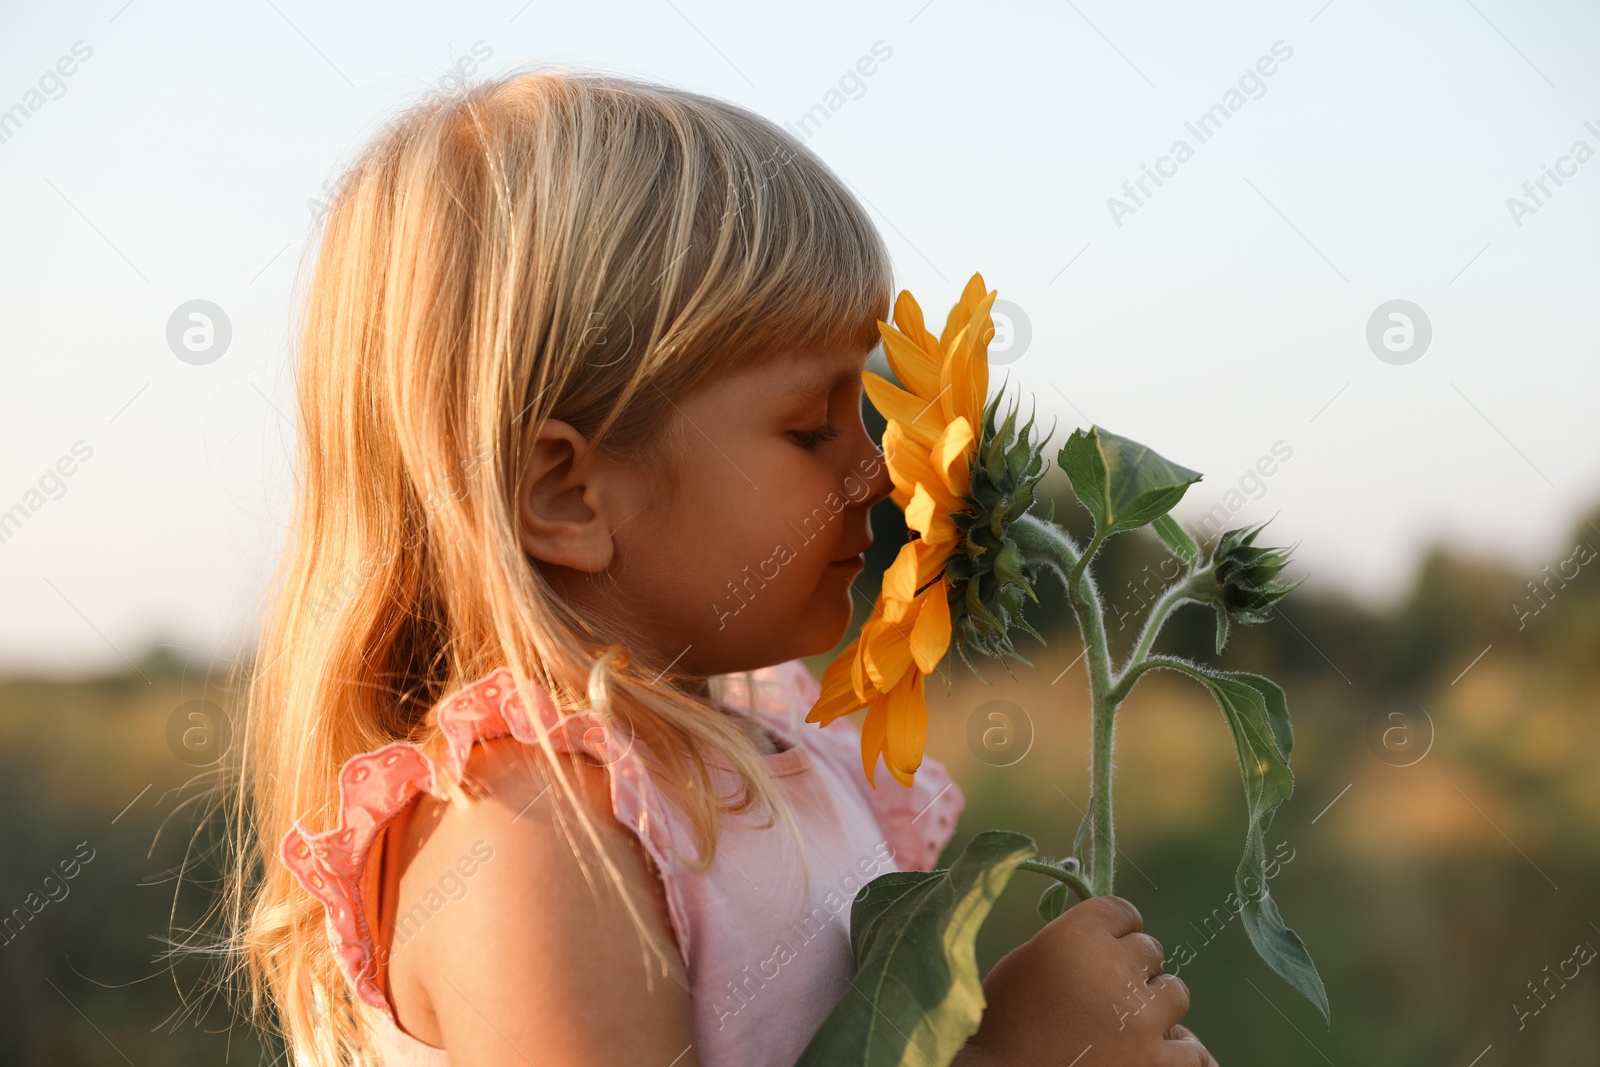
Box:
863, 371, 942, 449
881, 539, 945, 607
860, 696, 890, 786
882, 422, 942, 506
884, 670, 928, 785
909, 583, 952, 673
933, 415, 975, 501
863, 614, 915, 692
806, 645, 866, 725
941, 307, 994, 430
938, 272, 989, 355
878, 321, 943, 403
894, 289, 942, 362
905, 482, 958, 546
880, 543, 920, 613
957, 291, 996, 428
851, 631, 873, 702
938, 323, 969, 426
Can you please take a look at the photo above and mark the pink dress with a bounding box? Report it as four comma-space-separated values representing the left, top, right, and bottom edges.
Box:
279, 658, 965, 1067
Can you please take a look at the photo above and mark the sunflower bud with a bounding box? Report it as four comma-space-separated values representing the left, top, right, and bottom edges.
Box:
1192, 519, 1302, 653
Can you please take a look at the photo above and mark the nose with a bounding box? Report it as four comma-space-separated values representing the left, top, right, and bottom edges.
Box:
854, 437, 895, 509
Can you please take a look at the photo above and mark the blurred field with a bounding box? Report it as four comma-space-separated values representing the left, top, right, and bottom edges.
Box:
3, 481, 1598, 1065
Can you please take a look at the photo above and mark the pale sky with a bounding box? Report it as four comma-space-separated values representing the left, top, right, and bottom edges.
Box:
1, 0, 1596, 671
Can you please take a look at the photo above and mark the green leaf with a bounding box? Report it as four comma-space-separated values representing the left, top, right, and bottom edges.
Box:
1057, 426, 1202, 538
1212, 600, 1231, 654
798, 830, 1039, 1067
1071, 793, 1097, 861
1234, 670, 1294, 762
1037, 880, 1070, 922
1152, 513, 1199, 565
1036, 853, 1090, 922
1159, 661, 1329, 1023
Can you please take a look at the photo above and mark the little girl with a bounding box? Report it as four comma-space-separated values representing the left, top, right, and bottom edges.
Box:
235, 66, 1215, 1067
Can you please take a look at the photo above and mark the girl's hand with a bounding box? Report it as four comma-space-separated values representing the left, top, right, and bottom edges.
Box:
954, 895, 1218, 1066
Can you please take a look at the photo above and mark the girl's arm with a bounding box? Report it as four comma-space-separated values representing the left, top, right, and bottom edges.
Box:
388, 736, 698, 1066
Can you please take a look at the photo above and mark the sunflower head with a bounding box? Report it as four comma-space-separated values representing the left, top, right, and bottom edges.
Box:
804, 272, 1048, 787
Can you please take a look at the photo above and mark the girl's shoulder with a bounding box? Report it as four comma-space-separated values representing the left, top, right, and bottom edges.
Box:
277, 659, 965, 1058
277, 664, 672, 1037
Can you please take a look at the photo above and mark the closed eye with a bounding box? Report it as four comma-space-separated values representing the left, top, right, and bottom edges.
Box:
790, 424, 843, 450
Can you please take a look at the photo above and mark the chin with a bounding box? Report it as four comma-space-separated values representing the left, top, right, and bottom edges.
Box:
799, 591, 858, 656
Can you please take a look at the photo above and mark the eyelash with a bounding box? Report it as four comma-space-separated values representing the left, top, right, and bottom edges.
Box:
791, 423, 843, 450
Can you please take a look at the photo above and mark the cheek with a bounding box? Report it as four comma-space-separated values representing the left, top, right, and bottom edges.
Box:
639, 439, 850, 599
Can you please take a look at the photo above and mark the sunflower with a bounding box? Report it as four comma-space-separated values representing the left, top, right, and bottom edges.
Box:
805, 273, 1046, 787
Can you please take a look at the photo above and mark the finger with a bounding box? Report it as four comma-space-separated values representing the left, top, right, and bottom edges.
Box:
1123, 931, 1165, 975
1145, 972, 1191, 1028
1070, 894, 1143, 938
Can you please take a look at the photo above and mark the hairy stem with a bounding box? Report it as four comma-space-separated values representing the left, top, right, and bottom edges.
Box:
1108, 653, 1192, 706
1124, 572, 1197, 670
1017, 859, 1095, 904
1012, 514, 1117, 896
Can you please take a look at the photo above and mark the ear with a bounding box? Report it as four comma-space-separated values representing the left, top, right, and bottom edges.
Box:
515, 419, 618, 573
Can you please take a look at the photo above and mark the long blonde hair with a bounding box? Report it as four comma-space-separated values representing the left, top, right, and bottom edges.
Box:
223, 66, 892, 1065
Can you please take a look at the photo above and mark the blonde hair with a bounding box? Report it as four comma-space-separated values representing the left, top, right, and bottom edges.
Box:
221, 66, 892, 1064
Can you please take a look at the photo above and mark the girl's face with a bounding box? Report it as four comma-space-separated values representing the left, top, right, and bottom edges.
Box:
518, 345, 894, 682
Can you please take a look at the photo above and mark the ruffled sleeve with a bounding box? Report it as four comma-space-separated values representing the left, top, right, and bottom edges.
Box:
785, 660, 966, 873
279, 743, 440, 1019
278, 668, 697, 1024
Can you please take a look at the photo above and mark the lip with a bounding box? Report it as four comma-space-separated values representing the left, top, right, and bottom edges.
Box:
828, 552, 867, 568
